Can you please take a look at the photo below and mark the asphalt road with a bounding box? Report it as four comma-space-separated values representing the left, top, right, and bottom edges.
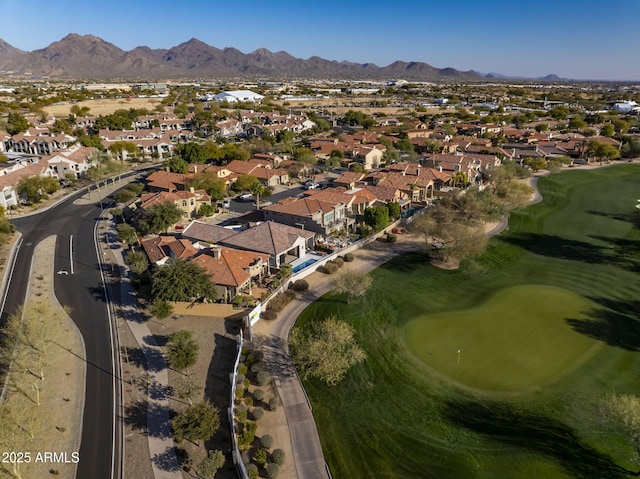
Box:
3, 189, 120, 479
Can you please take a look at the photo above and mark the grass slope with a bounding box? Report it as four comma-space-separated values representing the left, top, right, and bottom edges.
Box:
293, 165, 640, 479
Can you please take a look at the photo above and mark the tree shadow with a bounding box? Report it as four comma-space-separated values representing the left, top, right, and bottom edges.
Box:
500, 233, 615, 265
123, 398, 173, 440
143, 333, 169, 347
586, 209, 640, 228
379, 251, 430, 272
151, 446, 181, 472
566, 297, 640, 351
443, 398, 632, 478
589, 235, 640, 272
252, 334, 296, 379
204, 332, 238, 458
122, 345, 167, 373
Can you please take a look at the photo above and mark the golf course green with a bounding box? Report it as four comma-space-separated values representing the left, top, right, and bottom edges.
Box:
404, 285, 600, 391
292, 164, 640, 478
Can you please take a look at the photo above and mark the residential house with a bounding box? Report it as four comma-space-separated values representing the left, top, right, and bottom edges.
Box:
42, 145, 96, 179
183, 220, 315, 269
135, 189, 211, 223
191, 246, 270, 302
263, 195, 353, 235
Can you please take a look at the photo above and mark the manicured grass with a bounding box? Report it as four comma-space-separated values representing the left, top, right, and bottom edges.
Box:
293, 164, 640, 478
404, 285, 600, 391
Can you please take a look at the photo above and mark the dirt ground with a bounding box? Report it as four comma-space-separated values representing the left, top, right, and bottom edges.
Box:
44, 97, 163, 117
0, 236, 85, 479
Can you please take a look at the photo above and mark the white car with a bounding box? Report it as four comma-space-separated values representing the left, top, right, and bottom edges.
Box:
238, 193, 254, 201
303, 183, 320, 190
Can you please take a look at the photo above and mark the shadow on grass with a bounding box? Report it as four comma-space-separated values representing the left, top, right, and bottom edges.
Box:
501, 233, 615, 265
567, 297, 640, 351
443, 398, 632, 478
379, 251, 431, 272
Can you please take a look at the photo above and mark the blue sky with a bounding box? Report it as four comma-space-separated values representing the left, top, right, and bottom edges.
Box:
1, 0, 639, 80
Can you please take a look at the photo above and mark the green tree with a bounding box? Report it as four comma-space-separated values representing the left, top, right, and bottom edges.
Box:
167, 330, 199, 373
293, 147, 318, 165
166, 155, 189, 174
197, 203, 216, 218
0, 151, 9, 163
187, 171, 226, 201
600, 124, 615, 137
196, 449, 225, 478
176, 142, 206, 164
290, 316, 365, 386
124, 249, 148, 274
587, 140, 621, 165
16, 176, 60, 204
535, 123, 548, 132
139, 201, 183, 234
387, 201, 401, 220
149, 300, 173, 321
523, 157, 547, 171
363, 206, 389, 231
333, 270, 372, 304
151, 258, 217, 302
171, 400, 220, 444
108, 141, 138, 161
6, 112, 30, 135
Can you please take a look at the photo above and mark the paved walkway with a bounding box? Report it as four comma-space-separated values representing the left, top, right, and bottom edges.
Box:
253, 235, 424, 479
102, 218, 183, 479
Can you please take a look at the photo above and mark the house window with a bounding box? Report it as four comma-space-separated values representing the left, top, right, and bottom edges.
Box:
182, 200, 187, 207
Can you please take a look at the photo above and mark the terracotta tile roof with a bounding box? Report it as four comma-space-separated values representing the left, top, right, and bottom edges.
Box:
146, 170, 193, 191
264, 197, 338, 216
192, 247, 269, 287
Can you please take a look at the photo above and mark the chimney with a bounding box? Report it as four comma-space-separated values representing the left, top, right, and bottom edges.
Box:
190, 186, 195, 193
194, 165, 198, 174
211, 246, 222, 259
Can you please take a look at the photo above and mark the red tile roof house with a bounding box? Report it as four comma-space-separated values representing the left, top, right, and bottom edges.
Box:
140, 234, 270, 303
41, 145, 96, 179
181, 220, 315, 269
133, 189, 211, 226
263, 196, 354, 236
145, 170, 193, 192
192, 246, 271, 303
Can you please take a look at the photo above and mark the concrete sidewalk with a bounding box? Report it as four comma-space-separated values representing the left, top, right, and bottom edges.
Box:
253, 235, 424, 479
102, 217, 182, 478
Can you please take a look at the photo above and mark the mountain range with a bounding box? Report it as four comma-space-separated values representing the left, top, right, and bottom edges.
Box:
0, 34, 557, 81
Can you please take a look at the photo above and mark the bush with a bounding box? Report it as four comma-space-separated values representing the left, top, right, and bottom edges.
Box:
290, 279, 309, 292
333, 257, 344, 268
261, 310, 278, 320
243, 396, 253, 407
236, 373, 245, 384
236, 409, 247, 423
266, 463, 280, 479
321, 262, 339, 274
252, 407, 264, 420
261, 434, 274, 449
238, 364, 248, 375
246, 463, 259, 479
257, 370, 272, 386
253, 389, 265, 401
266, 290, 296, 312
271, 448, 286, 466
234, 386, 245, 400
343, 253, 354, 262
386, 232, 397, 243
253, 448, 267, 465
250, 362, 264, 374
268, 397, 280, 411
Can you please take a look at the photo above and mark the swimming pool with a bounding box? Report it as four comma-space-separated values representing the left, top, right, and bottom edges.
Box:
292, 258, 318, 273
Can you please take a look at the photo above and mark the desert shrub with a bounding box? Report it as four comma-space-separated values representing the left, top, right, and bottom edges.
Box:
253, 389, 265, 401
253, 448, 267, 465
238, 364, 248, 375
246, 463, 259, 479
266, 290, 296, 312
290, 279, 309, 292
234, 386, 245, 400
261, 310, 278, 320
321, 262, 339, 274
261, 434, 274, 449
252, 407, 264, 420
257, 370, 272, 386
236, 373, 245, 384
266, 463, 280, 479
236, 409, 247, 423
333, 257, 344, 268
268, 397, 280, 411
343, 253, 354, 262
250, 362, 264, 374
386, 232, 397, 243
244, 396, 253, 407
271, 448, 286, 466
